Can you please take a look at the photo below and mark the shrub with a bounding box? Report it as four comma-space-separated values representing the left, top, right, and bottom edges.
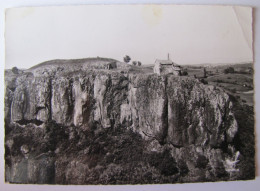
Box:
148, 150, 179, 176
196, 155, 208, 169
200, 79, 208, 84
182, 71, 188, 76
11, 67, 19, 74
178, 160, 189, 176
224, 67, 235, 74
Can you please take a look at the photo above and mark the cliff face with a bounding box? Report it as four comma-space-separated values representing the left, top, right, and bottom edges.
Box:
4, 61, 254, 184
6, 71, 237, 146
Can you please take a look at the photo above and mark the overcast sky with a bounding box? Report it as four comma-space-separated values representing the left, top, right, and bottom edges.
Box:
5, 5, 253, 69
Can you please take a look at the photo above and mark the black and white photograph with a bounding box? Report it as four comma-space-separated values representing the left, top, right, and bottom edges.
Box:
3, 4, 255, 185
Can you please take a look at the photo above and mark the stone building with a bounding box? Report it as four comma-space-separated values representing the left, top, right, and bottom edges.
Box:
153, 59, 181, 76
105, 61, 117, 70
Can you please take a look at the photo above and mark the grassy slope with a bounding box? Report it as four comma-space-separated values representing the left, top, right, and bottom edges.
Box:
29, 57, 117, 70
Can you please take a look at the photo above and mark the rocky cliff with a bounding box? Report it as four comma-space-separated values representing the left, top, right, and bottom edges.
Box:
4, 58, 255, 184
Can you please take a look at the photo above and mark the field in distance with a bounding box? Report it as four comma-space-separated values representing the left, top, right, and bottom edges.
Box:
184, 63, 254, 106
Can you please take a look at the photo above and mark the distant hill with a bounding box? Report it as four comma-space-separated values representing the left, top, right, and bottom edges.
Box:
183, 62, 253, 69
26, 57, 133, 76
29, 57, 117, 70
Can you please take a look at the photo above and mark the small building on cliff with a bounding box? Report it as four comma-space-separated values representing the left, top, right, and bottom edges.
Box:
153, 59, 181, 76
105, 61, 117, 70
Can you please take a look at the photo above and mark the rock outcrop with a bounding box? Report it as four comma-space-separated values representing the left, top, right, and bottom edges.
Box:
4, 58, 255, 184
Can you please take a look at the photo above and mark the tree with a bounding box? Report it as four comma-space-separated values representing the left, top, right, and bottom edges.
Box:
224, 67, 235, 74
132, 61, 137, 66
137, 61, 142, 66
123, 55, 131, 63
203, 68, 207, 78
12, 67, 19, 74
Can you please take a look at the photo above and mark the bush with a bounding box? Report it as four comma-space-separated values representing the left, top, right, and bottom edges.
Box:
224, 67, 235, 74
11, 67, 19, 74
196, 155, 208, 169
200, 79, 208, 84
148, 150, 179, 176
182, 71, 188, 76
178, 160, 189, 176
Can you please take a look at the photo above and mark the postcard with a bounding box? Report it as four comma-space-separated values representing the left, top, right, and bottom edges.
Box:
4, 5, 254, 184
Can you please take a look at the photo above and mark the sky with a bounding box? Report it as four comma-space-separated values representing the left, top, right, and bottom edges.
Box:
5, 5, 253, 69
